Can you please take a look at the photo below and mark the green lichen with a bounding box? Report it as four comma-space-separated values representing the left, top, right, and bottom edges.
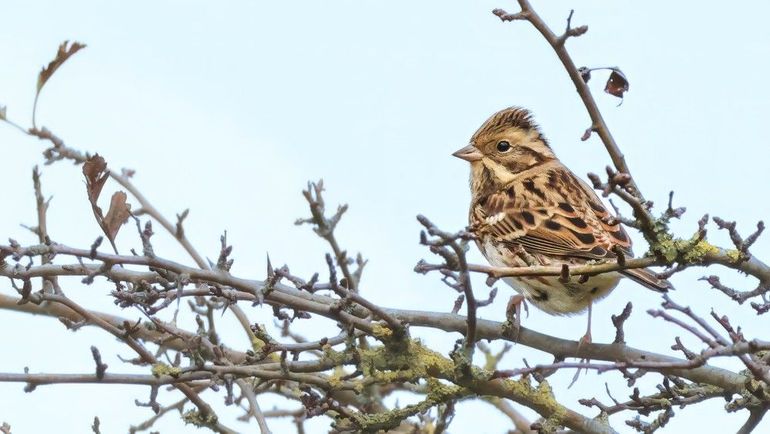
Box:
322, 344, 348, 366
726, 374, 764, 411
151, 363, 181, 377
426, 378, 463, 401
495, 376, 557, 410
651, 234, 678, 263
334, 338, 579, 432
327, 367, 346, 389
680, 239, 719, 263
652, 235, 719, 265
182, 409, 218, 428
334, 377, 467, 432
528, 381, 565, 433
352, 380, 365, 394
358, 338, 455, 382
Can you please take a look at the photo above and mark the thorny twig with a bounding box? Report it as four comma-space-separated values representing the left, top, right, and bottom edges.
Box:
0, 3, 768, 433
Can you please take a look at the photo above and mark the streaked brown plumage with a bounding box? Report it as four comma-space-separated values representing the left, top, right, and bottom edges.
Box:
454, 107, 670, 320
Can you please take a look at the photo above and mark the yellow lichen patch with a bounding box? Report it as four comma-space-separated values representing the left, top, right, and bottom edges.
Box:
538, 383, 566, 423
327, 372, 344, 389
342, 338, 589, 432
680, 239, 719, 263
357, 339, 455, 385
653, 235, 720, 265
534, 380, 561, 412
426, 378, 464, 401
322, 344, 348, 365
151, 362, 181, 377
251, 336, 265, 352
352, 380, 365, 394
372, 322, 393, 339
489, 375, 540, 403
336, 378, 468, 432
182, 409, 218, 428
726, 249, 744, 262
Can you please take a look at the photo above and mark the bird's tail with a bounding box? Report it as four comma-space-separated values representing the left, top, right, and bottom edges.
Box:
621, 268, 673, 292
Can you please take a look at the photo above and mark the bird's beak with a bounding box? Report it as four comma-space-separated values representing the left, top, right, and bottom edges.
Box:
452, 144, 483, 162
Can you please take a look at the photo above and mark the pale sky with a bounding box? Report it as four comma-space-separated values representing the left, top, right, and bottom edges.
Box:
1, 1, 769, 433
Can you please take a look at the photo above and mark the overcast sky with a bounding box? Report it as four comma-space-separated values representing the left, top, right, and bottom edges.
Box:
1, 1, 769, 433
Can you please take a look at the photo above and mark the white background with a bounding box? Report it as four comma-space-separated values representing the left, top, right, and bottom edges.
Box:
1, 1, 769, 433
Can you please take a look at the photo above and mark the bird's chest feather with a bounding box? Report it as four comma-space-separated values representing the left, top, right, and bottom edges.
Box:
479, 239, 621, 315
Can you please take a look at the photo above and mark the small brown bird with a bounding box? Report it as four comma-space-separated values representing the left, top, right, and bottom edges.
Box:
453, 107, 670, 341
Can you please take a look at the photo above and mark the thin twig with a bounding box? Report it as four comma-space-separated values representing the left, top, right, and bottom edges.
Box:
494, 0, 641, 196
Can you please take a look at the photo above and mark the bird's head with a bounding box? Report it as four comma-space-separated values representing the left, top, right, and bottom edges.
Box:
453, 107, 555, 189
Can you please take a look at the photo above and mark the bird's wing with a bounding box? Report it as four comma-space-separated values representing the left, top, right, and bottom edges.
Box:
471, 166, 632, 261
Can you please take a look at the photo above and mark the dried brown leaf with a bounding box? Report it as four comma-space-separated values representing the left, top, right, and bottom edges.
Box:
0, 106, 6, 121
83, 154, 109, 204
103, 191, 131, 240
82, 154, 130, 250
604, 69, 629, 99
37, 41, 87, 93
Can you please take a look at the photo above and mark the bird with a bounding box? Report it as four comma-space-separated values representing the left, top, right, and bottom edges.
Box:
453, 106, 671, 342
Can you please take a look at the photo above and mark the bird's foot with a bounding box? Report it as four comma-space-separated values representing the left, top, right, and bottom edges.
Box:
568, 357, 590, 388
577, 304, 593, 353
577, 330, 592, 352
570, 306, 593, 387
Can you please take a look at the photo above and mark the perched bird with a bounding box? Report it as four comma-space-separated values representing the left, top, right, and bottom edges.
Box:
453, 107, 670, 341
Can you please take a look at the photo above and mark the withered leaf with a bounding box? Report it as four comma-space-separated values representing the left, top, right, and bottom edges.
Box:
83, 154, 109, 204
37, 41, 87, 93
103, 191, 131, 241
0, 105, 6, 121
604, 69, 629, 99
82, 154, 131, 251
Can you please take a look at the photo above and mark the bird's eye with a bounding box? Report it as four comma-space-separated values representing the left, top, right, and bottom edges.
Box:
496, 141, 512, 152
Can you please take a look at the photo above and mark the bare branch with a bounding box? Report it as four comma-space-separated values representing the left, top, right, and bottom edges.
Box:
612, 303, 633, 344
